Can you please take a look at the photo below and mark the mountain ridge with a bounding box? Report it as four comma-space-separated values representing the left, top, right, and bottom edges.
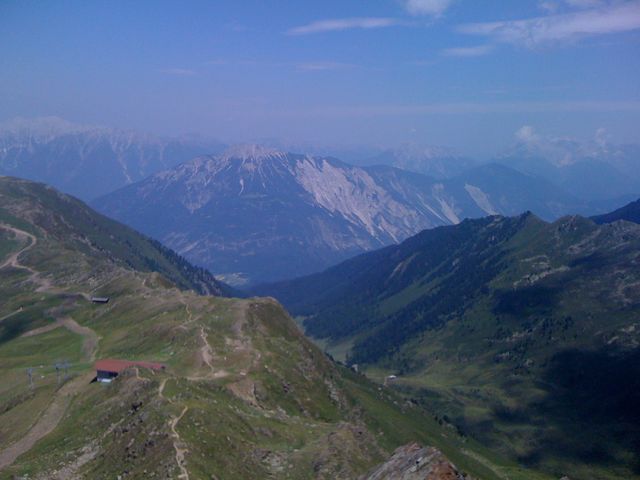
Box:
0, 117, 225, 200
95, 147, 588, 285
0, 176, 533, 479
254, 210, 640, 479
0, 175, 230, 296
591, 197, 640, 225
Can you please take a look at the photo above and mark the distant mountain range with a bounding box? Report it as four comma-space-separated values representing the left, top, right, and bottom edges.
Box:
254, 210, 640, 478
3, 117, 638, 287
94, 145, 592, 285
498, 128, 640, 202
0, 117, 224, 200
365, 144, 477, 179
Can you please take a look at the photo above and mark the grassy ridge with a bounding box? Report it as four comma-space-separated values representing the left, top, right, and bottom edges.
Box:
257, 213, 640, 479
0, 176, 230, 296
0, 176, 542, 479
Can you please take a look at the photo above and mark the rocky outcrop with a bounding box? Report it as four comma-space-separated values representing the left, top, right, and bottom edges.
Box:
362, 443, 469, 480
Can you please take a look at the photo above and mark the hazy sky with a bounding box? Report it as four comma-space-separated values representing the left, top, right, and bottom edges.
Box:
1, 0, 639, 155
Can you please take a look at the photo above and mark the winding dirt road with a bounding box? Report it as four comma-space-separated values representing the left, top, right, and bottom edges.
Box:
0, 225, 55, 293
0, 223, 100, 471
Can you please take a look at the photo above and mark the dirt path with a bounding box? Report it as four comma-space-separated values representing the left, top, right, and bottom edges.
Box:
1, 224, 99, 361
0, 224, 93, 299
0, 224, 51, 291
231, 301, 249, 337
20, 317, 99, 362
0, 225, 36, 271
198, 326, 215, 375
158, 378, 168, 397
158, 377, 191, 479
0, 224, 101, 472
0, 372, 94, 471
0, 307, 23, 324
230, 301, 261, 368
20, 319, 64, 338
170, 406, 190, 480
179, 293, 229, 381
60, 317, 99, 362
0, 225, 56, 293
0, 314, 99, 471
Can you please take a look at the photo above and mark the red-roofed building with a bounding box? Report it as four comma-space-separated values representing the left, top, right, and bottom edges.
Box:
95, 359, 166, 383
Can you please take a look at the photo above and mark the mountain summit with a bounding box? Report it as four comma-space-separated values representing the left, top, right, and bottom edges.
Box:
95, 147, 584, 285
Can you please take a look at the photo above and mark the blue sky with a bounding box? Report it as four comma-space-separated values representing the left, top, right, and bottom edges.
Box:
1, 0, 639, 155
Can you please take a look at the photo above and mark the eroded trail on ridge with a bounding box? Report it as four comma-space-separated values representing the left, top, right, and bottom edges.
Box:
60, 317, 99, 362
0, 224, 101, 471
158, 378, 191, 480
0, 225, 36, 269
159, 300, 255, 476
0, 224, 54, 293
170, 406, 190, 480
0, 224, 91, 298
0, 316, 99, 470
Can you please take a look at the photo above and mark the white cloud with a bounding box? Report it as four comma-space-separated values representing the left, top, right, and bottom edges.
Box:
403, 0, 454, 16
287, 17, 401, 35
511, 125, 621, 167
458, 1, 640, 47
516, 125, 540, 143
595, 127, 611, 146
540, 0, 610, 13
159, 68, 196, 76
442, 45, 494, 56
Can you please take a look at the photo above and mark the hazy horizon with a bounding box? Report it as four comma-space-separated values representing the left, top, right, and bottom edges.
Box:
2, 0, 639, 156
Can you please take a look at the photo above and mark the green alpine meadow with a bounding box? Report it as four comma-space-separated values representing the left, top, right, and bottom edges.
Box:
256, 211, 640, 479
2, 1, 640, 478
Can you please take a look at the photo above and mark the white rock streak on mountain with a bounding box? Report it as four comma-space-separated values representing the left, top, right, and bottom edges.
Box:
294, 157, 419, 241
465, 183, 498, 215
95, 145, 586, 284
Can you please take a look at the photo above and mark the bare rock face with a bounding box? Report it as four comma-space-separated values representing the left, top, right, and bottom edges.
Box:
96, 146, 583, 285
362, 443, 469, 480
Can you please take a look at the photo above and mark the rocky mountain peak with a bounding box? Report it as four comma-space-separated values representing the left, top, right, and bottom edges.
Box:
219, 144, 287, 162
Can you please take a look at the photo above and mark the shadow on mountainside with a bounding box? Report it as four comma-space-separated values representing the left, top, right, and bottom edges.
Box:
500, 347, 640, 474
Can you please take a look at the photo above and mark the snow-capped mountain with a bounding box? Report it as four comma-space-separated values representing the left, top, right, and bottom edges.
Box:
0, 117, 224, 199
94, 145, 585, 285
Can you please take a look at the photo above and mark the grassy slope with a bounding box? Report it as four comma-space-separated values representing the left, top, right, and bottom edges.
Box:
0, 176, 544, 479
258, 214, 640, 479
591, 197, 640, 225
0, 176, 230, 296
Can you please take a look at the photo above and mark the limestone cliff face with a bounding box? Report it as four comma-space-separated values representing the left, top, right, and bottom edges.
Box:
96, 147, 582, 285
